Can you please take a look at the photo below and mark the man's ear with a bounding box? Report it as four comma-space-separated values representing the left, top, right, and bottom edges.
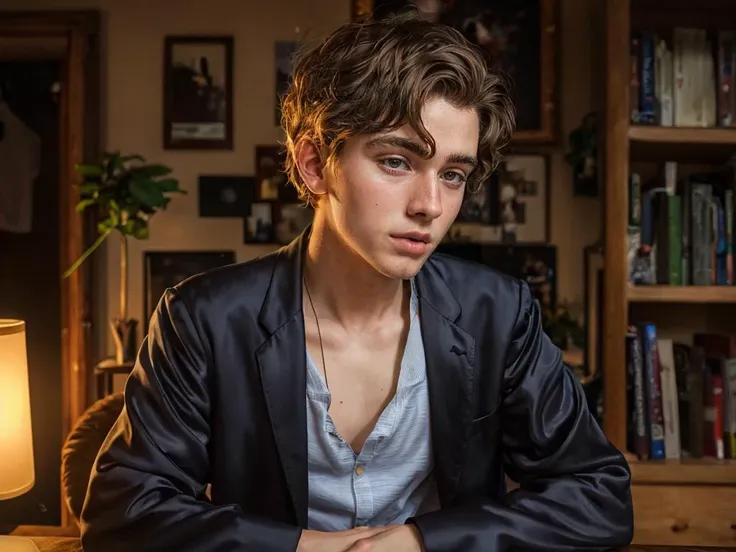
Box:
295, 139, 327, 196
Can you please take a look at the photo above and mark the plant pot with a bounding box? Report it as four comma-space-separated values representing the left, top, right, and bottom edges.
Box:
110, 318, 139, 364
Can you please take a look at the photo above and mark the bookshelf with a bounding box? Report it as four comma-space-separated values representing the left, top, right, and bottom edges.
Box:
627, 285, 736, 303
603, 0, 736, 547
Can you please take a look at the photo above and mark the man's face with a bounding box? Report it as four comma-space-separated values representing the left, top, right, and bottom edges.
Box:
321, 97, 480, 280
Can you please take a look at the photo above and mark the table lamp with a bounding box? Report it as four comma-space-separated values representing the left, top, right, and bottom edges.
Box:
0, 319, 40, 551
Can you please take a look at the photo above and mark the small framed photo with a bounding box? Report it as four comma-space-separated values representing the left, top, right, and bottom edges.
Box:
244, 202, 275, 244
163, 35, 234, 150
143, 250, 236, 331
276, 203, 313, 245
255, 145, 299, 203
198, 175, 256, 218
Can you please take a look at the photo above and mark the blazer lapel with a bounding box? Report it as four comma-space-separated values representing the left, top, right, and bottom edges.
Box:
256, 231, 309, 527
415, 261, 476, 507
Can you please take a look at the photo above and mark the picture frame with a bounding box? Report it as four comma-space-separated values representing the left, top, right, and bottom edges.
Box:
255, 144, 299, 203
244, 202, 276, 244
352, 0, 557, 143
143, 250, 237, 331
198, 175, 257, 218
163, 35, 234, 150
450, 154, 549, 244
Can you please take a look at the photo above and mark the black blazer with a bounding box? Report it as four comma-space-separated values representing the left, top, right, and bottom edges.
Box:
80, 231, 633, 552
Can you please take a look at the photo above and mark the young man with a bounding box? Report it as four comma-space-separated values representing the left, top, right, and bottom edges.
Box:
81, 13, 633, 552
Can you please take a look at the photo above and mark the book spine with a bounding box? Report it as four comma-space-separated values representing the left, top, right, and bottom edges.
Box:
629, 327, 650, 458
640, 32, 657, 125
642, 323, 666, 459
668, 195, 683, 285
691, 183, 713, 285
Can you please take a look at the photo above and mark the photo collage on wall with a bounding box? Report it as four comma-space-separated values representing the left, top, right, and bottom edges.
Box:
196, 144, 313, 247
450, 154, 550, 245
161, 33, 312, 249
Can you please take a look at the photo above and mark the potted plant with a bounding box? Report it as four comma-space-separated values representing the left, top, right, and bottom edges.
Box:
564, 111, 598, 197
63, 151, 185, 364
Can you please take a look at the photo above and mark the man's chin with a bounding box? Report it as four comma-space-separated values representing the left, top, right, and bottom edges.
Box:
372, 253, 432, 280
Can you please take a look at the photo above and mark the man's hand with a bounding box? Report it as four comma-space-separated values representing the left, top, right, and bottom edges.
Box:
296, 526, 396, 552
345, 524, 424, 551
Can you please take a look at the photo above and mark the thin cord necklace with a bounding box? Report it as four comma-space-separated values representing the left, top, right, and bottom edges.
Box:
303, 276, 329, 391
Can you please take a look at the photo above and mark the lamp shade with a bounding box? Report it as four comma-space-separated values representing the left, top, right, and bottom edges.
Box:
0, 319, 35, 500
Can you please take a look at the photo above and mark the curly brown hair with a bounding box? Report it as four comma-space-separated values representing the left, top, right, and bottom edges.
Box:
280, 12, 516, 206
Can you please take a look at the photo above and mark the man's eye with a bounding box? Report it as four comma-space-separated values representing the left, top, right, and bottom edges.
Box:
382, 158, 408, 170
444, 171, 467, 184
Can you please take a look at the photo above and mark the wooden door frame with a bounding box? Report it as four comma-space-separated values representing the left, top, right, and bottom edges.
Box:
0, 10, 100, 530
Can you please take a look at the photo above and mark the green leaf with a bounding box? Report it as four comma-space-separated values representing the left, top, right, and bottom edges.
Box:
97, 216, 116, 234
129, 177, 166, 208
75, 164, 104, 177
131, 164, 172, 179
79, 183, 101, 195
75, 198, 97, 212
156, 178, 181, 192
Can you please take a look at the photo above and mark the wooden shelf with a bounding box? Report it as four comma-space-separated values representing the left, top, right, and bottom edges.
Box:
627, 285, 736, 303
629, 126, 736, 163
629, 458, 736, 485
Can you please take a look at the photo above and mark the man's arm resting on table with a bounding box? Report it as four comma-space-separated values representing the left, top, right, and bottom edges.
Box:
407, 281, 634, 552
81, 289, 305, 552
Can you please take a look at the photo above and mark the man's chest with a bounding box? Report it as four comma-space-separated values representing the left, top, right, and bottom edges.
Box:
307, 338, 403, 452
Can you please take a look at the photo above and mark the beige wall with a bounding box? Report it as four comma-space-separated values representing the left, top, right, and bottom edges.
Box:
5, 0, 600, 357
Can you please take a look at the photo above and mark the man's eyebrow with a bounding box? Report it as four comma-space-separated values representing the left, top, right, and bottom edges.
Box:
364, 135, 477, 168
365, 136, 430, 158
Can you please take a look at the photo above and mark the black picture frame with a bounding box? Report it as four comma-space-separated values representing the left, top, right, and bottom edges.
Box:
142, 250, 236, 331
163, 35, 234, 150
352, 0, 557, 144
198, 175, 257, 218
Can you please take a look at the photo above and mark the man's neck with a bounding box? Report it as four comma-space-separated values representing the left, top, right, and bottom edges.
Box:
304, 217, 408, 332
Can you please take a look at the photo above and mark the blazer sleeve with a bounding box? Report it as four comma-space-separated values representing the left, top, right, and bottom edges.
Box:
410, 281, 634, 552
80, 289, 302, 552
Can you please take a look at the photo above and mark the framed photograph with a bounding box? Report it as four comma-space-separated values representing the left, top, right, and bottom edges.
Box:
163, 35, 234, 150
275, 203, 314, 245
244, 202, 276, 244
451, 154, 549, 244
255, 145, 299, 203
275, 41, 299, 126
198, 175, 256, 218
143, 250, 236, 330
352, 0, 557, 143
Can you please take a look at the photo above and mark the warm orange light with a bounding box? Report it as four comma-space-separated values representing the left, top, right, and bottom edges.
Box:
0, 319, 35, 500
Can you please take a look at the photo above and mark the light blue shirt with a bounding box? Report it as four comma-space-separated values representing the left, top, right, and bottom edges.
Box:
305, 282, 440, 530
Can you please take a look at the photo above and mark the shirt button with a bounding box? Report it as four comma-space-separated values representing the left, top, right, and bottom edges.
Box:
355, 465, 365, 476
